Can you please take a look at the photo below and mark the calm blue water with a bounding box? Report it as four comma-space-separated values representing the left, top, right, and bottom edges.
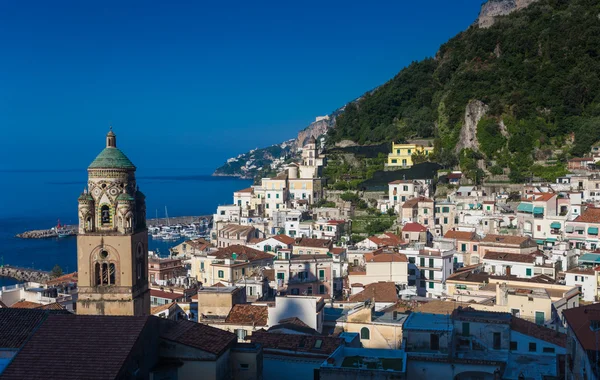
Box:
0, 169, 251, 273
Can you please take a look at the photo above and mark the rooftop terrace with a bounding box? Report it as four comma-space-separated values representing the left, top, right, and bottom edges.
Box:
403, 312, 453, 332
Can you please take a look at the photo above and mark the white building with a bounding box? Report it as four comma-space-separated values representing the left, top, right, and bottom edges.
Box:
483, 251, 556, 279
267, 296, 325, 333
564, 267, 597, 302
347, 251, 409, 292
399, 246, 454, 298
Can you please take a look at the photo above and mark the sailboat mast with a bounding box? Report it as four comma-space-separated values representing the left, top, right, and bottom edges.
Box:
165, 206, 170, 226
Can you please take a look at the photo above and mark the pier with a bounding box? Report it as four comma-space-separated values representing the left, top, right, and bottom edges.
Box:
0, 265, 50, 283
16, 215, 212, 239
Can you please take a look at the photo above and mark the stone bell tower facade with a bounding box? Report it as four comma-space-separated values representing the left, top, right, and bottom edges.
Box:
76, 129, 150, 316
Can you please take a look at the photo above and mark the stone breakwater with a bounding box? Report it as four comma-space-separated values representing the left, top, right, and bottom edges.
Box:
1, 266, 50, 282
16, 227, 76, 239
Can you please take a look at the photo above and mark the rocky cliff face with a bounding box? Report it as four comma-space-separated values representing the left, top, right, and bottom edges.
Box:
296, 116, 335, 147
455, 100, 488, 153
478, 0, 539, 28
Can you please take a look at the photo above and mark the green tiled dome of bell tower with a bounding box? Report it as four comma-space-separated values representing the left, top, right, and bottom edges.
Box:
88, 128, 136, 170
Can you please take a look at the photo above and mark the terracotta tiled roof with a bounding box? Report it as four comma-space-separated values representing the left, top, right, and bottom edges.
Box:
225, 304, 268, 326
278, 317, 310, 328
402, 222, 427, 232
150, 289, 186, 300
185, 238, 211, 251
262, 269, 275, 281
481, 234, 533, 246
444, 230, 478, 241
151, 302, 175, 315
249, 330, 342, 357
389, 179, 413, 184
569, 157, 593, 162
447, 173, 462, 179
446, 270, 491, 283
10, 301, 44, 309
212, 244, 275, 262
2, 314, 153, 380
563, 304, 600, 352
272, 234, 295, 245
483, 251, 536, 263
36, 303, 66, 311
235, 187, 253, 193
401, 196, 433, 208
161, 319, 236, 356
269, 317, 320, 335
219, 224, 256, 237
534, 193, 556, 202
348, 282, 399, 303
364, 251, 407, 263
330, 247, 346, 255
566, 267, 595, 275
510, 316, 566, 347
574, 207, 600, 224
45, 272, 78, 286
294, 237, 333, 249
367, 232, 405, 247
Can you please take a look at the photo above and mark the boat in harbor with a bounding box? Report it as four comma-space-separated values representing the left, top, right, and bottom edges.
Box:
54, 219, 75, 238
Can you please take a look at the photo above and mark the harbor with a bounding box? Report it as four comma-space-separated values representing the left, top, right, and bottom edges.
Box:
16, 215, 213, 240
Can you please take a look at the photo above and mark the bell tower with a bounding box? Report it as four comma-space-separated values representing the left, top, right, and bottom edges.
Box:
76, 128, 150, 316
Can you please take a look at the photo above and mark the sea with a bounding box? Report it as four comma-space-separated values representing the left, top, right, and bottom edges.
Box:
0, 168, 252, 286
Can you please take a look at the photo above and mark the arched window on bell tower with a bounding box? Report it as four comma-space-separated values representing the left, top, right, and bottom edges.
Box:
100, 205, 111, 225
95, 250, 118, 286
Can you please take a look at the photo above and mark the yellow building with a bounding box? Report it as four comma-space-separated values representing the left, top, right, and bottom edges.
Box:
387, 143, 433, 168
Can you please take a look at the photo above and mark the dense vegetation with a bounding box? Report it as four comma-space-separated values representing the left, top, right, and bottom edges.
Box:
327, 0, 600, 182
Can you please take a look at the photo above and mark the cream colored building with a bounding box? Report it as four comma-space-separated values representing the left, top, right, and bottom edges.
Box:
203, 245, 274, 287
446, 271, 579, 327
196, 285, 247, 320
260, 173, 288, 217
339, 303, 405, 349
76, 129, 150, 316
216, 224, 258, 248
348, 251, 408, 289
292, 237, 333, 255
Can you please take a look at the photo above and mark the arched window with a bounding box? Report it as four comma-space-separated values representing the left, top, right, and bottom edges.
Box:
109, 263, 116, 284
86, 216, 92, 230
101, 205, 110, 225
361, 327, 370, 340
95, 263, 101, 285
102, 263, 109, 284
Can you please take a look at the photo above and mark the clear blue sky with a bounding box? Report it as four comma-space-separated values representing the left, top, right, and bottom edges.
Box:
0, 0, 482, 172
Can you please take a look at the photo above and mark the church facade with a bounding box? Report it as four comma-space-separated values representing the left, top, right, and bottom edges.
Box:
76, 129, 150, 315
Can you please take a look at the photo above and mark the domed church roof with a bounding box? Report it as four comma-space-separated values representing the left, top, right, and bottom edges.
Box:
88, 128, 136, 170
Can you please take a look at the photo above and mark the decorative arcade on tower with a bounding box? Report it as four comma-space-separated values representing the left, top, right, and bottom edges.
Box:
76, 128, 150, 316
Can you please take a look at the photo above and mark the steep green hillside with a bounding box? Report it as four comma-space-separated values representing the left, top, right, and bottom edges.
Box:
328, 0, 600, 180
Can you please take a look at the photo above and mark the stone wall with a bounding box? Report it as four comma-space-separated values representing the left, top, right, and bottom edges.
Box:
0, 266, 50, 282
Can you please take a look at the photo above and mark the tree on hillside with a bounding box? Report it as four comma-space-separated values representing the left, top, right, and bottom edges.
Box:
51, 264, 63, 278
411, 150, 429, 165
